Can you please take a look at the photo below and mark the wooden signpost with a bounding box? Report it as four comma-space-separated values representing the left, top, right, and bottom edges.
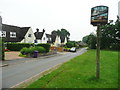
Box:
91, 6, 109, 79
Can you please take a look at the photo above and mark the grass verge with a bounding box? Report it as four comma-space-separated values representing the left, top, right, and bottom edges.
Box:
26, 50, 118, 88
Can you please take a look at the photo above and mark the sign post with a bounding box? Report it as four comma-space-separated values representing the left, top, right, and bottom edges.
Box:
91, 6, 109, 79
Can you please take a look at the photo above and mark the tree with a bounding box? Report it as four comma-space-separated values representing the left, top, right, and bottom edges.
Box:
82, 33, 96, 49
100, 18, 120, 50
51, 28, 70, 41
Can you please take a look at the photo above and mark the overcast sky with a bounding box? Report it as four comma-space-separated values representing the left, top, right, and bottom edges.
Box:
0, 0, 119, 41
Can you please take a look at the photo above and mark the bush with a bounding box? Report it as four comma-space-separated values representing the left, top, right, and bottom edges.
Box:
20, 46, 46, 55
7, 43, 34, 51
35, 46, 46, 53
36, 43, 50, 52
66, 42, 74, 48
20, 47, 30, 55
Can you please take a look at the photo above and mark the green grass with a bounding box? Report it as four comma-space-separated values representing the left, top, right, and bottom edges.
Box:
19, 53, 27, 57
26, 50, 118, 88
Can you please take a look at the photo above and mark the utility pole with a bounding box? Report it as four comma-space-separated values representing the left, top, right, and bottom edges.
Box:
96, 25, 100, 79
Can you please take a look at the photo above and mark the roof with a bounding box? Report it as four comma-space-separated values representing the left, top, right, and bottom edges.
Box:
2, 24, 30, 42
20, 27, 30, 40
46, 34, 51, 38
34, 32, 44, 39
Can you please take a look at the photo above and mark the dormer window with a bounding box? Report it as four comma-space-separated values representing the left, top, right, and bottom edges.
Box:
10, 32, 16, 38
0, 31, 6, 37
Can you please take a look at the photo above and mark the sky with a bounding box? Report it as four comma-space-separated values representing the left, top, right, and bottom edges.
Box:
0, 0, 119, 41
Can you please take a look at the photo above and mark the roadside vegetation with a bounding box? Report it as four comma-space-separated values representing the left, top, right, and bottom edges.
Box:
26, 50, 118, 88
82, 18, 120, 50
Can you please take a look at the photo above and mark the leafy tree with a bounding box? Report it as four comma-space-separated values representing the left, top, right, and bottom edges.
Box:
51, 28, 70, 41
82, 33, 96, 49
100, 18, 120, 50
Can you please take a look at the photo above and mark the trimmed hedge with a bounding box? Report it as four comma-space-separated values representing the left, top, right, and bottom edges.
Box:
36, 43, 50, 52
6, 43, 34, 51
20, 46, 46, 55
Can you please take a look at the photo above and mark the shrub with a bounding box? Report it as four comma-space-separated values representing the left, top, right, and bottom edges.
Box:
66, 42, 74, 48
7, 43, 34, 51
20, 47, 30, 55
36, 43, 50, 52
20, 46, 46, 55
35, 46, 46, 53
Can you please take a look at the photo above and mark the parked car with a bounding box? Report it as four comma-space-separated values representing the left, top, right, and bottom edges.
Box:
69, 47, 76, 52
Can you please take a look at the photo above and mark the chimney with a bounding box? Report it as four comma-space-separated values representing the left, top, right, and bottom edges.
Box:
36, 28, 39, 32
43, 29, 45, 33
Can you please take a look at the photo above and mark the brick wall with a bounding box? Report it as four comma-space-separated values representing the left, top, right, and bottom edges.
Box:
50, 46, 64, 52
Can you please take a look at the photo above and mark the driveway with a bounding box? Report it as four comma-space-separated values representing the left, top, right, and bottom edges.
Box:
5, 51, 24, 60
2, 48, 87, 88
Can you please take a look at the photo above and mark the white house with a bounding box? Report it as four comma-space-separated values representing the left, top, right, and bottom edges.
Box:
1, 24, 35, 43
20, 27, 36, 43
53, 35, 61, 47
34, 29, 52, 44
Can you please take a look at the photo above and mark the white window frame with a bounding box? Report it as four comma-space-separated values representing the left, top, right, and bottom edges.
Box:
0, 31, 6, 37
10, 32, 16, 38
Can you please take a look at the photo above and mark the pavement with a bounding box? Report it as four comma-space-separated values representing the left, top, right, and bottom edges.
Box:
1, 48, 87, 88
1, 51, 65, 67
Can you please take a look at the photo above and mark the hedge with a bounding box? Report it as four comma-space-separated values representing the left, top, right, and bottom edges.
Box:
6, 43, 34, 51
20, 46, 46, 55
36, 43, 50, 52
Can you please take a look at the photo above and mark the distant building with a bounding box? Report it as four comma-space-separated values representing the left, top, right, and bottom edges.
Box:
34, 29, 52, 44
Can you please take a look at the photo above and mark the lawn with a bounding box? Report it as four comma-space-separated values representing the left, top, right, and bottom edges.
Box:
26, 50, 118, 88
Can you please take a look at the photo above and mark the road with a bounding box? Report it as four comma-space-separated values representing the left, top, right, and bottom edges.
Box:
2, 48, 87, 88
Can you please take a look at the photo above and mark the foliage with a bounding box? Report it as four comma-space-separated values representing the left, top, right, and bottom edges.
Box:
51, 28, 70, 41
36, 43, 50, 52
82, 18, 120, 50
6, 43, 34, 51
82, 33, 96, 49
66, 42, 74, 48
20, 47, 31, 55
20, 46, 46, 55
27, 50, 118, 88
100, 19, 120, 50
35, 46, 46, 53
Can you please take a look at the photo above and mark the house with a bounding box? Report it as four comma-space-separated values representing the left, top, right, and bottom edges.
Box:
1, 24, 35, 43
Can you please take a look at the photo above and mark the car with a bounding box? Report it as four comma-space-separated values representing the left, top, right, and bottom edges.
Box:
69, 47, 76, 52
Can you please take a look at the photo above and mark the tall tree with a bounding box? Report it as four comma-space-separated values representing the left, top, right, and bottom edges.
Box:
51, 28, 70, 41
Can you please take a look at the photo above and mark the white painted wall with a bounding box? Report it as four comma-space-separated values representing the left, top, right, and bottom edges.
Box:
54, 35, 61, 47
36, 33, 48, 44
63, 37, 67, 44
20, 27, 36, 43
41, 33, 48, 43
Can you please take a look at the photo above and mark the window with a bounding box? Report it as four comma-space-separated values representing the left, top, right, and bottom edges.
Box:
10, 32, 16, 38
43, 37, 45, 40
0, 31, 6, 37
28, 34, 32, 37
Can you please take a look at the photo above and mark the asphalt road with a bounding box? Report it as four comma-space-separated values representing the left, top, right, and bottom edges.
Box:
2, 48, 87, 88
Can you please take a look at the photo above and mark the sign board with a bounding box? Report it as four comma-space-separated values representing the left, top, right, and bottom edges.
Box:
91, 6, 109, 26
